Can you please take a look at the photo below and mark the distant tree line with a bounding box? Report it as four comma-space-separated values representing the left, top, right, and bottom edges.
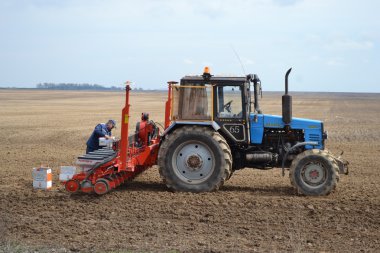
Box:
36, 83, 123, 90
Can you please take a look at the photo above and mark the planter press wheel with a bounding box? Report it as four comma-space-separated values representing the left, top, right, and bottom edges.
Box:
94, 179, 110, 195
65, 179, 80, 193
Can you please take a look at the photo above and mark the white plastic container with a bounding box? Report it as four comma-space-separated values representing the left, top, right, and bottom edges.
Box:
59, 166, 77, 182
32, 167, 52, 190
99, 137, 113, 147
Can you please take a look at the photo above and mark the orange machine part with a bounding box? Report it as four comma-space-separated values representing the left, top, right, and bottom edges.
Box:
63, 82, 162, 195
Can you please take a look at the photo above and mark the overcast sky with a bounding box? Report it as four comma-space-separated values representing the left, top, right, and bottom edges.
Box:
0, 0, 379, 92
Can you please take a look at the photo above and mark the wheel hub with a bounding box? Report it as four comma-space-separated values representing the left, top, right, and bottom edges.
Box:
173, 141, 215, 184
302, 162, 326, 186
185, 154, 203, 171
309, 169, 319, 179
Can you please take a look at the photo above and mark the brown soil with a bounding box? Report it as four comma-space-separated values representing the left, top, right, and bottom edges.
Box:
0, 90, 379, 252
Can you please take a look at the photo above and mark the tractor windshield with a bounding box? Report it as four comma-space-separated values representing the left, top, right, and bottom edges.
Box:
217, 85, 243, 118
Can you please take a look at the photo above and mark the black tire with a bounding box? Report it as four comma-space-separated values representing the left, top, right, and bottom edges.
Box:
158, 126, 232, 192
289, 149, 339, 196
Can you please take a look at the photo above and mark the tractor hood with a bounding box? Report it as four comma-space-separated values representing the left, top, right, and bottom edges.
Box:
250, 114, 325, 149
261, 114, 322, 129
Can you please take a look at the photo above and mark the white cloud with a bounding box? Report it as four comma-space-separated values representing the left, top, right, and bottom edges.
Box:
325, 38, 374, 50
326, 57, 345, 67
183, 59, 193, 64
272, 0, 304, 7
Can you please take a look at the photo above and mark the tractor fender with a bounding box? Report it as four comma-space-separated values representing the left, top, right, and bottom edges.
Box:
281, 141, 318, 176
161, 121, 221, 137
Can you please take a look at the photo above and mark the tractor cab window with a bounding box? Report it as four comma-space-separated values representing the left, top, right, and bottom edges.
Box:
172, 84, 213, 121
217, 85, 243, 118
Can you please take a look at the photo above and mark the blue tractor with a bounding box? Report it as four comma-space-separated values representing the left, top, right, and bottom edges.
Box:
158, 67, 348, 196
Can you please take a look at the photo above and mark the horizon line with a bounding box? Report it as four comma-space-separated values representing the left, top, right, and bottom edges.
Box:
0, 87, 379, 94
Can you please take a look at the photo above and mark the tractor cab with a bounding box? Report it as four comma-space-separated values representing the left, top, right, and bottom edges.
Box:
213, 81, 250, 145
168, 67, 252, 146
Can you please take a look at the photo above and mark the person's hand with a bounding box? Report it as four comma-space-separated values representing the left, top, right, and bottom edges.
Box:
104, 135, 110, 139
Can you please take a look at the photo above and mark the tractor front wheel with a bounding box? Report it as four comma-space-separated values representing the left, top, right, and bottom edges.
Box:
158, 126, 232, 192
289, 149, 339, 196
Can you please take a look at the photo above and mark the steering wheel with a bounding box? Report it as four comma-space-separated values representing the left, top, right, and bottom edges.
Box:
223, 100, 233, 113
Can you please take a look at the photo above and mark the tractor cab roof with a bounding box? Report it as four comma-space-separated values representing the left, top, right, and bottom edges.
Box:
180, 75, 247, 86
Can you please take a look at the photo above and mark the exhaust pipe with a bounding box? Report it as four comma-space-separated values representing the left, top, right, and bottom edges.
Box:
253, 74, 262, 114
282, 68, 292, 124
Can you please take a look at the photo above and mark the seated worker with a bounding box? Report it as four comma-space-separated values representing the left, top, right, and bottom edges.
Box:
86, 119, 116, 153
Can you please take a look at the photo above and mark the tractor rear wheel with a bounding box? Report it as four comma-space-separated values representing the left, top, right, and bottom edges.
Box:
289, 149, 339, 196
158, 126, 232, 192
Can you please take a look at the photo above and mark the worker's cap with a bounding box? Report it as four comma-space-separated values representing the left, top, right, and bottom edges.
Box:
107, 119, 116, 128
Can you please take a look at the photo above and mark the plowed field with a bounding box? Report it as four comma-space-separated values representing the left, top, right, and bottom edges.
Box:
0, 90, 379, 252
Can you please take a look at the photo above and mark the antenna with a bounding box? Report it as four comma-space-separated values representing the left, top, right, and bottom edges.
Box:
230, 45, 246, 75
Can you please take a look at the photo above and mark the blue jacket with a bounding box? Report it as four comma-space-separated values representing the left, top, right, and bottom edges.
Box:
86, 123, 112, 150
